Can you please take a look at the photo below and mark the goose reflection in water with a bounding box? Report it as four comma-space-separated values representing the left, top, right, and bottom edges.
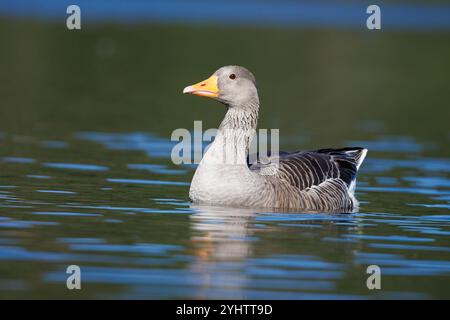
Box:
186, 204, 366, 299
189, 205, 259, 261
189, 204, 363, 260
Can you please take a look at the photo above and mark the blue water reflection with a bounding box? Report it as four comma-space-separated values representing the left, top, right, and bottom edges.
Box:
0, 131, 449, 299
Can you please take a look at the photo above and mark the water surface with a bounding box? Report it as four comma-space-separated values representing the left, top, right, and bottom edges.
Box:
0, 128, 449, 299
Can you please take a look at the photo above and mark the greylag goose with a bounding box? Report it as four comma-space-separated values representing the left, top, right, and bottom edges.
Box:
183, 66, 367, 211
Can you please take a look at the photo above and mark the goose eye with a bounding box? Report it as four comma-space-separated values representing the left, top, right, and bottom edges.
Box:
229, 74, 236, 80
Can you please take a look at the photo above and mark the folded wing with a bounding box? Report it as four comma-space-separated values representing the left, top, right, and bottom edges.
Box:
249, 147, 367, 191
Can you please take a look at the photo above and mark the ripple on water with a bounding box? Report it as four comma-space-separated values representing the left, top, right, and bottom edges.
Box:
409, 203, 450, 210
0, 246, 79, 262
2, 157, 35, 164
0, 204, 33, 209
44, 265, 362, 299
60, 204, 193, 214
58, 238, 106, 244
127, 163, 187, 175
404, 176, 450, 188
32, 212, 102, 217
0, 220, 59, 229
348, 136, 424, 153
68, 243, 183, 255
401, 225, 447, 234
363, 157, 450, 173
418, 214, 450, 222
75, 131, 176, 158
107, 178, 189, 186
0, 245, 190, 267
343, 234, 435, 243
248, 267, 344, 280
369, 243, 450, 252
249, 256, 343, 270
43, 162, 109, 171
432, 195, 450, 201
359, 186, 450, 196
355, 252, 450, 277
104, 219, 123, 223
40, 140, 69, 149
26, 175, 51, 179
36, 190, 76, 195
375, 177, 399, 185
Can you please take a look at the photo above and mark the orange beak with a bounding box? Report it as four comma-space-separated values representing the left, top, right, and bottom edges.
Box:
183, 75, 219, 98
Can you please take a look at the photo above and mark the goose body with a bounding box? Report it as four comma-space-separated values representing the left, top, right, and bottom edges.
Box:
184, 66, 367, 211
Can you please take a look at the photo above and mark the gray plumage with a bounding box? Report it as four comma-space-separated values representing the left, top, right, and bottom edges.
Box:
184, 66, 368, 212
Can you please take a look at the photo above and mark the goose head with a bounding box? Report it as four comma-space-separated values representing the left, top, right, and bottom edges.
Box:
183, 65, 259, 109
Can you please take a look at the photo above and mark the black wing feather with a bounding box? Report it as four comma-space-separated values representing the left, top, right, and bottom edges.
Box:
249, 147, 366, 191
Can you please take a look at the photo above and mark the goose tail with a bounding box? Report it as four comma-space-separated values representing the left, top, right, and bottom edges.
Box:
343, 147, 368, 170
316, 147, 368, 204
315, 147, 368, 171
